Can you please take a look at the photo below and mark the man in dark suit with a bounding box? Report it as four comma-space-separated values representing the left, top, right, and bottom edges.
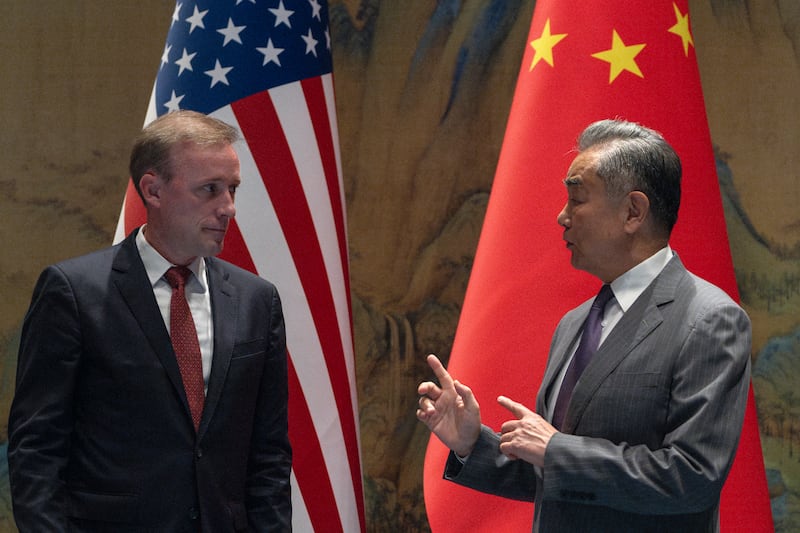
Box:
417, 119, 751, 532
8, 110, 292, 532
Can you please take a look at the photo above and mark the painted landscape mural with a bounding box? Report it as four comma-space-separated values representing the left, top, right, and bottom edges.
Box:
0, 0, 797, 531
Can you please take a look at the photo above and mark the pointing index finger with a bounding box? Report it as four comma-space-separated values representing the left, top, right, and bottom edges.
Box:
426, 354, 454, 389
498, 395, 533, 419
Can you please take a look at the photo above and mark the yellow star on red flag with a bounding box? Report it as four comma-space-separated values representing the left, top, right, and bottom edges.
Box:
529, 18, 567, 70
668, 2, 694, 56
591, 29, 646, 83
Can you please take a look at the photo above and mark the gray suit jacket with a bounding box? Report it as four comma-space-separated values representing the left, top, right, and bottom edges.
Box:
444, 256, 751, 532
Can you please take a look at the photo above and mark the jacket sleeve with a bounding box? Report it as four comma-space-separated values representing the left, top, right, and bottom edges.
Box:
245, 286, 292, 532
443, 425, 537, 502
8, 266, 81, 532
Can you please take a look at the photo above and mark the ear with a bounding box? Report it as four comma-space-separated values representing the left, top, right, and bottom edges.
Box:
623, 190, 650, 234
138, 172, 162, 208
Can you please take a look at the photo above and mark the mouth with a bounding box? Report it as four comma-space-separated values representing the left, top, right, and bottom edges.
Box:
204, 222, 228, 232
204, 227, 228, 240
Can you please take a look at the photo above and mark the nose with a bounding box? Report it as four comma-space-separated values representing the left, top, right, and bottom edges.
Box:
218, 191, 236, 219
557, 204, 570, 228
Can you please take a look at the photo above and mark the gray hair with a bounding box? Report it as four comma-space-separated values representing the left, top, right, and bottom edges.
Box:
129, 110, 240, 199
578, 119, 682, 235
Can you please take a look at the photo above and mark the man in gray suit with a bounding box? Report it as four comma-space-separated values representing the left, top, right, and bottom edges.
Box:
417, 119, 751, 532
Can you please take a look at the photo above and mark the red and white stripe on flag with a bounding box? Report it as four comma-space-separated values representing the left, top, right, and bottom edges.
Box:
114, 73, 365, 532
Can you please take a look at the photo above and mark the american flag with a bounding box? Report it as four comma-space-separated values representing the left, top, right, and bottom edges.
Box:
113, 1, 365, 531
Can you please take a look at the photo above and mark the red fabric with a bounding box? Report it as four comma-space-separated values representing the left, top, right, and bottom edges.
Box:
423, 1, 773, 531
165, 266, 205, 431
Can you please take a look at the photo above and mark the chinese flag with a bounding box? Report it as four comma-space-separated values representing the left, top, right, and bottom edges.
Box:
423, 1, 773, 531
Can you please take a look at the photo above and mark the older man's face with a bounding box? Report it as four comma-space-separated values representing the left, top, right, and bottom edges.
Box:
556, 149, 630, 282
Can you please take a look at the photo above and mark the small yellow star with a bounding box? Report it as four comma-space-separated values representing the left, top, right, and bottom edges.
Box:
591, 30, 646, 83
668, 2, 694, 56
530, 19, 568, 71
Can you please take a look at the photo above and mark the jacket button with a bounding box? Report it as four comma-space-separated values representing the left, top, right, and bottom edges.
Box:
189, 507, 199, 520
196, 448, 203, 458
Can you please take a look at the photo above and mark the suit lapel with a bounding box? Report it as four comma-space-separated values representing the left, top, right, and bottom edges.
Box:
537, 304, 589, 414
560, 256, 688, 432
199, 257, 238, 437
111, 231, 192, 419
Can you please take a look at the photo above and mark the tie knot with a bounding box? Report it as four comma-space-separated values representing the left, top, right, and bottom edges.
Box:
593, 284, 614, 310
165, 266, 193, 289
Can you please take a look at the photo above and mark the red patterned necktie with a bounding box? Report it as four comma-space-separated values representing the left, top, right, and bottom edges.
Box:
552, 284, 615, 430
164, 266, 205, 431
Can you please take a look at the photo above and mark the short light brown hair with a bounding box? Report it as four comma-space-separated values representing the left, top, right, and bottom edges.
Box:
129, 110, 240, 199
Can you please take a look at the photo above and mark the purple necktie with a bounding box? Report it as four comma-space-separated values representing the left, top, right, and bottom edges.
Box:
165, 266, 205, 431
552, 284, 614, 430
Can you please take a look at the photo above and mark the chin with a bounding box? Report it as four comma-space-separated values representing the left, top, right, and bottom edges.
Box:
200, 243, 224, 258
570, 257, 595, 276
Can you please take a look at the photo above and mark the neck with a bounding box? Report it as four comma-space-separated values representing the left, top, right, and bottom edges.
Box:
141, 225, 197, 267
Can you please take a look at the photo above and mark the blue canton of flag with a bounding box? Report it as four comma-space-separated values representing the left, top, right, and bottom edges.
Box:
157, 0, 332, 115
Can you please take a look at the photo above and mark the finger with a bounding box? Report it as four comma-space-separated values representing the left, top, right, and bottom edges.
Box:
418, 395, 435, 412
499, 419, 519, 435
497, 395, 534, 419
497, 442, 518, 462
417, 381, 441, 399
426, 354, 455, 389
453, 380, 479, 411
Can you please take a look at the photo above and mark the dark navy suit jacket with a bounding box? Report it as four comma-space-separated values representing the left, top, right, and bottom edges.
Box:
8, 229, 292, 532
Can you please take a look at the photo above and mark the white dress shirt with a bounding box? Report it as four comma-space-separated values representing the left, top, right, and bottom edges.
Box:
545, 246, 674, 420
136, 227, 213, 392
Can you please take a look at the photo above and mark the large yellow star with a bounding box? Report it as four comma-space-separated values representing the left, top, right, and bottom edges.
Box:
591, 30, 646, 83
529, 19, 567, 71
668, 2, 694, 56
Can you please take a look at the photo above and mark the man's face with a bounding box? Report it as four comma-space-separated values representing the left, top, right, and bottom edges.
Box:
147, 141, 241, 265
556, 149, 629, 282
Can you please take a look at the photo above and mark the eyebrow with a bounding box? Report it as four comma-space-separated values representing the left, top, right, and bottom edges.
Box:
563, 176, 583, 187
206, 176, 241, 185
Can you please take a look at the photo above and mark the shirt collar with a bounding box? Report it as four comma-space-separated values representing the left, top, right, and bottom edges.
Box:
135, 226, 207, 292
609, 246, 673, 312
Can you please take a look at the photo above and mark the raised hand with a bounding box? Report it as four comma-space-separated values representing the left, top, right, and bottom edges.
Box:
416, 354, 482, 457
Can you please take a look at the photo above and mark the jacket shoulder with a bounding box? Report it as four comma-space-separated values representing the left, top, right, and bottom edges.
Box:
206, 257, 278, 291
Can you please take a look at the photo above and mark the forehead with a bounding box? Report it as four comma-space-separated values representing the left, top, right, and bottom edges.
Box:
169, 142, 240, 175
171, 140, 236, 160
564, 150, 602, 189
